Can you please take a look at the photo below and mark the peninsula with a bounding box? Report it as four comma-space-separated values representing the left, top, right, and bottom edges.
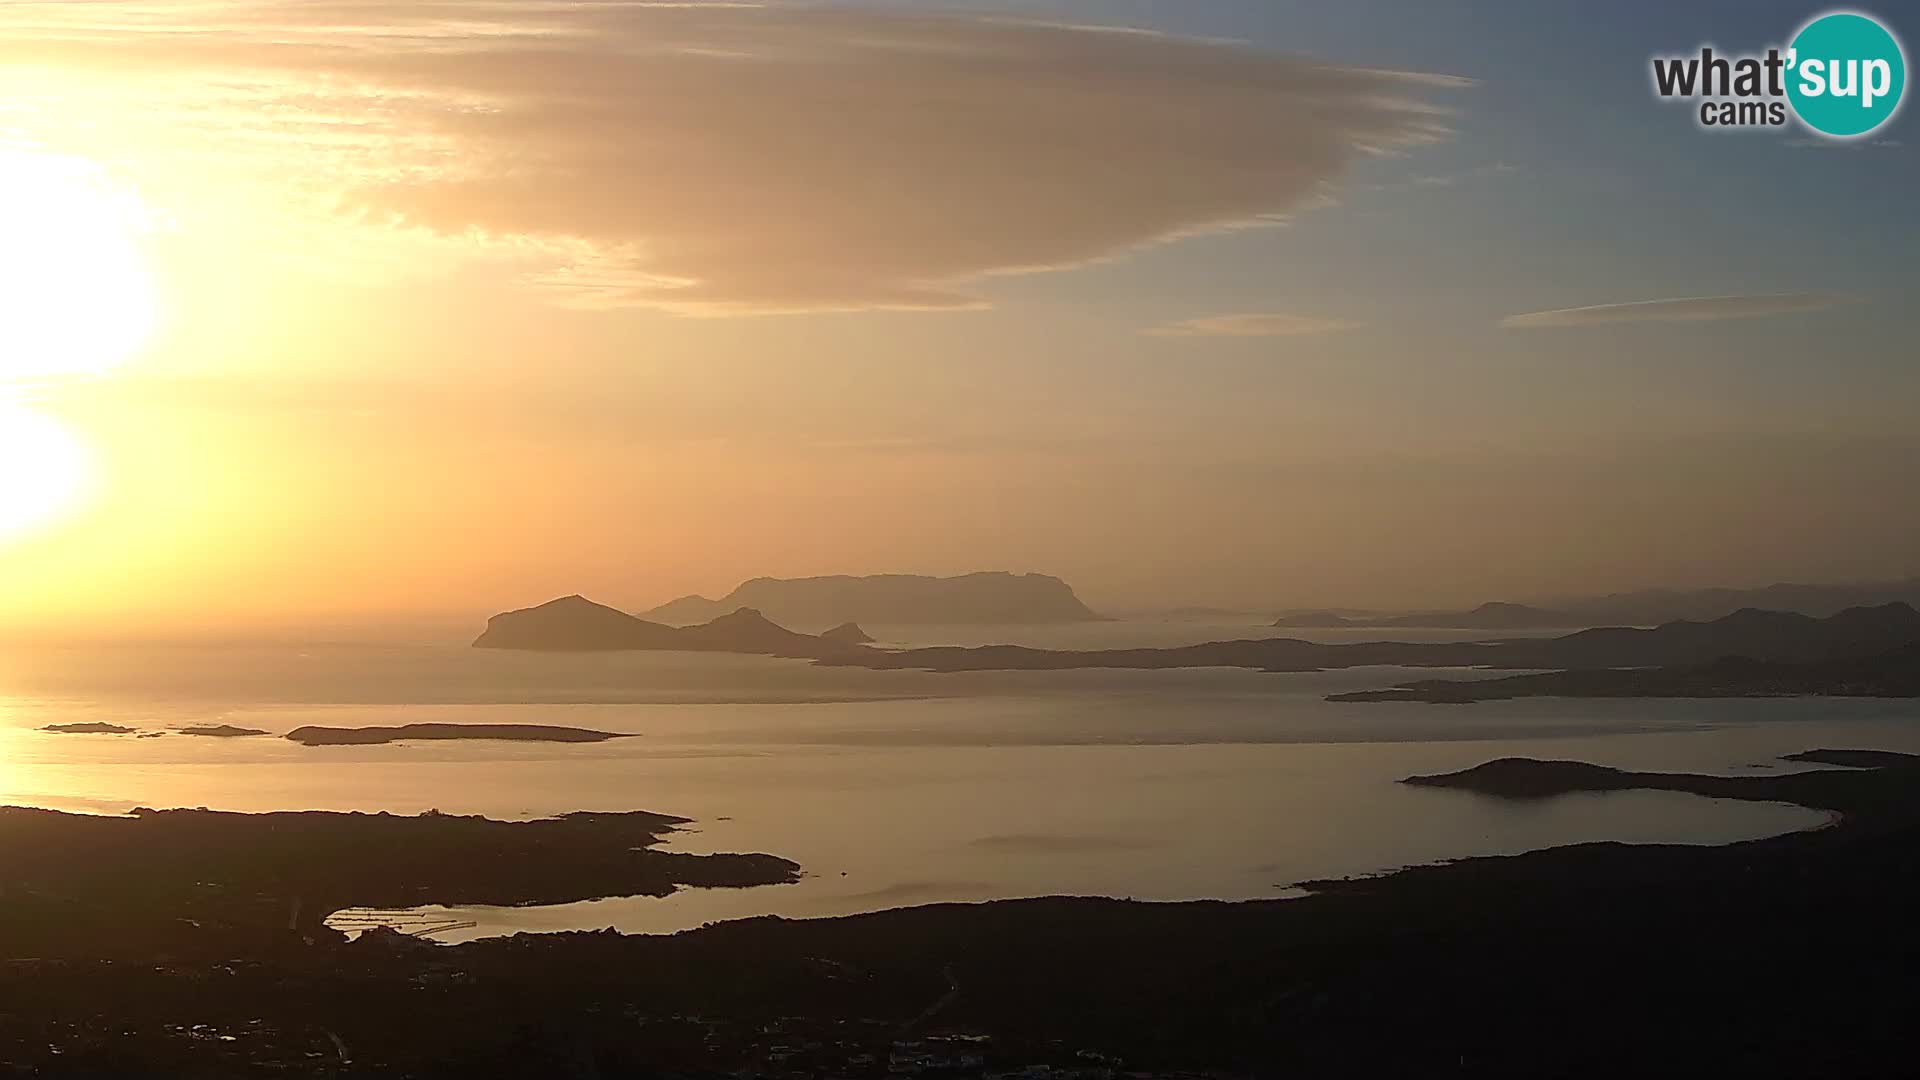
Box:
0, 804, 797, 961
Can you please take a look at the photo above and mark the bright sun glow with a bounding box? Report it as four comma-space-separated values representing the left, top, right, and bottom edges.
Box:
0, 401, 93, 541
0, 148, 157, 380
0, 148, 151, 540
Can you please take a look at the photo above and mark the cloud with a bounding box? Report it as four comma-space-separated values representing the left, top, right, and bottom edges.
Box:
1499, 292, 1863, 329
1146, 313, 1360, 337
1369, 160, 1518, 192
0, 2, 1462, 314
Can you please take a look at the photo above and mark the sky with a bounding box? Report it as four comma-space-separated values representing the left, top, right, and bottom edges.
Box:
0, 0, 1915, 632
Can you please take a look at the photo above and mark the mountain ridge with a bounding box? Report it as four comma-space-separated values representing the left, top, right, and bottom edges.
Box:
1276, 577, 1920, 630
472, 596, 856, 658
823, 602, 1920, 675
642, 571, 1102, 627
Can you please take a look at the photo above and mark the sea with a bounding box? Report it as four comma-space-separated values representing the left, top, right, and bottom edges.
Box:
4, 618, 1915, 942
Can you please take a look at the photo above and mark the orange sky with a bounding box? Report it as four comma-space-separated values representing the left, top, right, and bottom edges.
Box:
2, 2, 1916, 634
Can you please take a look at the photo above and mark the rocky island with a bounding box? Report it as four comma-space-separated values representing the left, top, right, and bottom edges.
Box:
1332, 643, 1920, 703
641, 571, 1104, 627
821, 621, 876, 646
180, 724, 269, 737
472, 595, 855, 657
1274, 601, 1576, 630
470, 598, 1920, 709
823, 602, 1920, 676
1280, 577, 1920, 630
287, 723, 634, 746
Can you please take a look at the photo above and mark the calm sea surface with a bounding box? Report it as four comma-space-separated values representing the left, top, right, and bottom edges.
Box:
3, 620, 1913, 940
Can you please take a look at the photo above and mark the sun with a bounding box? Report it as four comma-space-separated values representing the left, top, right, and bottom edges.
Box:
0, 148, 157, 380
0, 149, 151, 540
0, 401, 92, 541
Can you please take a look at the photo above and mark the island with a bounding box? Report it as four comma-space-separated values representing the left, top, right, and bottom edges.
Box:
287, 723, 635, 746
473, 599, 1920, 703
42, 722, 137, 735
820, 621, 876, 646
1278, 576, 1920, 629
472, 596, 855, 657
821, 602, 1920, 676
1551, 575, 1920, 625
1274, 601, 1576, 630
641, 571, 1104, 627
1332, 641, 1920, 703
1399, 747, 1902, 802
1270, 609, 1369, 628
179, 724, 270, 737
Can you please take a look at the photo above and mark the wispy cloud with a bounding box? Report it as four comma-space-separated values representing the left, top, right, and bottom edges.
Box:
1146, 313, 1360, 337
1499, 292, 1863, 329
1369, 160, 1518, 192
0, 2, 1463, 315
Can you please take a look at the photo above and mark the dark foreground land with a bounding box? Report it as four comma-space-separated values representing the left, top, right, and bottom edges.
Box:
6, 751, 1920, 1076
0, 806, 795, 959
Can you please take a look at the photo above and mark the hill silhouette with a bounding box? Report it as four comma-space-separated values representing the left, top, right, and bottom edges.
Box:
1502, 602, 1920, 669
821, 621, 875, 646
1276, 578, 1920, 630
1275, 601, 1575, 630
642, 572, 1101, 627
472, 596, 855, 658
1333, 641, 1920, 704
828, 603, 1920, 675
471, 595, 686, 651
1561, 577, 1920, 623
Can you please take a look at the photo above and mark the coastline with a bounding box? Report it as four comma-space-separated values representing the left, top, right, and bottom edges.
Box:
3, 748, 1919, 1073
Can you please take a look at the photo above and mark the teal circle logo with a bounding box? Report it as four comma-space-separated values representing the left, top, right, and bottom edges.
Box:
1787, 11, 1907, 137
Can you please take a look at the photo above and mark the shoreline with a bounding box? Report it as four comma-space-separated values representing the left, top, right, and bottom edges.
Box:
5, 748, 1920, 1073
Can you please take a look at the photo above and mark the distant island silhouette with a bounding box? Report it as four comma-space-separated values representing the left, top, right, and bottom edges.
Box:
820, 602, 1920, 676
1332, 642, 1920, 704
1282, 577, 1920, 630
642, 571, 1103, 627
287, 723, 635, 746
471, 598, 1920, 693
1274, 601, 1576, 630
472, 596, 855, 657
1561, 577, 1920, 624
179, 724, 269, 737
1400, 748, 1904, 800
820, 621, 875, 646
42, 722, 136, 735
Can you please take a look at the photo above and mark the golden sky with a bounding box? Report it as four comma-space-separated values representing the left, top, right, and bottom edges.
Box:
1, 2, 1915, 632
